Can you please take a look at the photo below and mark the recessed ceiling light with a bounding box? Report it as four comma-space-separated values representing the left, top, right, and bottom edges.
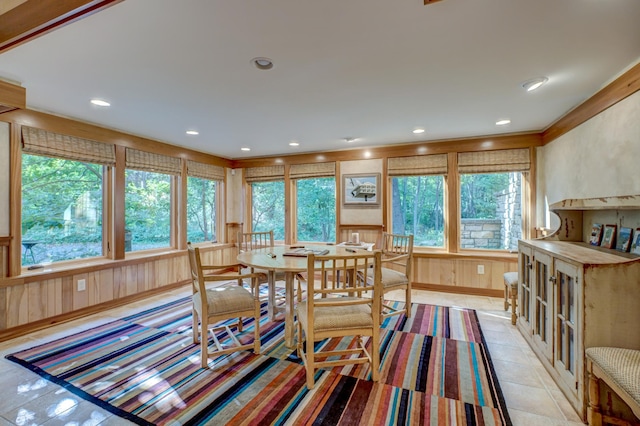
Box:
344, 137, 357, 143
241, 147, 251, 151
251, 57, 274, 70
186, 130, 199, 135
496, 119, 511, 126
413, 128, 425, 134
289, 141, 299, 146
522, 77, 549, 92
90, 99, 110, 107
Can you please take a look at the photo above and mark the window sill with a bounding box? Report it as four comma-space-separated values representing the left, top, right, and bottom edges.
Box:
414, 249, 517, 261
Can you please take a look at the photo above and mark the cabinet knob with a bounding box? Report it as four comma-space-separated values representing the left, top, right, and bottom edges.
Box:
549, 276, 557, 284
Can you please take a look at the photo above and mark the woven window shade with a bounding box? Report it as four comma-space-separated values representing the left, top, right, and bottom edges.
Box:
21, 126, 115, 165
245, 165, 285, 182
125, 148, 181, 175
388, 154, 447, 176
187, 160, 225, 181
289, 162, 336, 179
458, 148, 530, 173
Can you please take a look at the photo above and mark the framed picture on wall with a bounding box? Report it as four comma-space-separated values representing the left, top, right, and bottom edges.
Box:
600, 224, 617, 249
343, 173, 380, 207
616, 227, 633, 252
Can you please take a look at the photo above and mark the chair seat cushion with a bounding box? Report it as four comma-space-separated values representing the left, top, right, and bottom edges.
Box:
193, 285, 255, 317
586, 347, 640, 408
503, 271, 518, 288
297, 298, 372, 334
381, 267, 409, 288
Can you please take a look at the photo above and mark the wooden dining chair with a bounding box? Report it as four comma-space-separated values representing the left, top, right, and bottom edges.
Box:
187, 243, 263, 368
237, 230, 286, 305
378, 232, 414, 320
296, 250, 382, 389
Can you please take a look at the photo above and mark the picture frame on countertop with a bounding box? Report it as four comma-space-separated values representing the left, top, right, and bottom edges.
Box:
600, 224, 617, 249
631, 229, 640, 255
589, 223, 604, 246
616, 227, 633, 252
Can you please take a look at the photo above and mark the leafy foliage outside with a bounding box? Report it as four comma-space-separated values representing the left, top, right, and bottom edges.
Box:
125, 170, 171, 251
186, 177, 217, 243
21, 154, 103, 265
252, 180, 285, 240
391, 175, 444, 247
296, 178, 336, 242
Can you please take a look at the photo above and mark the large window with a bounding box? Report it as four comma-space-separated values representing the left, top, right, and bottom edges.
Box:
460, 172, 522, 250
125, 170, 171, 251
251, 180, 285, 240
21, 154, 104, 265
186, 176, 217, 243
296, 177, 336, 242
391, 175, 445, 247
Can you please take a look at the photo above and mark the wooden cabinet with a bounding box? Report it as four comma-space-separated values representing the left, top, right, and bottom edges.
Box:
517, 195, 640, 421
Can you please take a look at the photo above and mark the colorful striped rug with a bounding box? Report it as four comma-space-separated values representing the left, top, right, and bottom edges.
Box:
6, 297, 512, 425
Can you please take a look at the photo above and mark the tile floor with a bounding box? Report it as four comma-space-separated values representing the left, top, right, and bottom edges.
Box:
0, 287, 586, 425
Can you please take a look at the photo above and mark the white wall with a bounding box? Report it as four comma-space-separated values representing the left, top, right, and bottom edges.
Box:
340, 158, 383, 225
0, 121, 9, 235
537, 91, 640, 229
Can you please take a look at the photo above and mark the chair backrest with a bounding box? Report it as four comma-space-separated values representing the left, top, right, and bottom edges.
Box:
187, 243, 206, 297
237, 230, 275, 252
305, 250, 382, 319
381, 232, 414, 278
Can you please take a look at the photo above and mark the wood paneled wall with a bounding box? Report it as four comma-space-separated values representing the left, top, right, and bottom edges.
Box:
412, 255, 517, 296
0, 244, 237, 340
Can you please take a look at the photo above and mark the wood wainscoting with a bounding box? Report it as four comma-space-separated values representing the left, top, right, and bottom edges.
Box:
338, 224, 384, 247
0, 243, 238, 341
412, 252, 517, 297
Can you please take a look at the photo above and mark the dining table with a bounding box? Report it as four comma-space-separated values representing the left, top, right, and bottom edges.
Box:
236, 244, 368, 348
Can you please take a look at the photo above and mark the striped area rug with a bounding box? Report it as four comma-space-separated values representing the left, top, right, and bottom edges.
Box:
6, 297, 511, 425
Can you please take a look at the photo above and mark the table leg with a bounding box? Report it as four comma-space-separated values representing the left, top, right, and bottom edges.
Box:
284, 271, 296, 348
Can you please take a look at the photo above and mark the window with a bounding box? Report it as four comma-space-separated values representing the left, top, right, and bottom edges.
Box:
457, 148, 529, 251
296, 177, 336, 242
21, 154, 104, 265
124, 148, 180, 252
460, 172, 522, 250
388, 154, 448, 247
20, 126, 114, 266
251, 180, 285, 240
391, 175, 445, 247
186, 176, 217, 243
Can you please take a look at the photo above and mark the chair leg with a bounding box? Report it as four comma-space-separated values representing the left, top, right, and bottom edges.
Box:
405, 285, 411, 318
510, 290, 517, 325
306, 337, 315, 389
587, 367, 603, 426
253, 306, 261, 355
237, 317, 243, 332
201, 322, 209, 369
371, 332, 380, 382
192, 308, 199, 344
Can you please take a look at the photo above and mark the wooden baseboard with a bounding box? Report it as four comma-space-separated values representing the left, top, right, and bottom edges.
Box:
0, 280, 190, 342
413, 282, 503, 298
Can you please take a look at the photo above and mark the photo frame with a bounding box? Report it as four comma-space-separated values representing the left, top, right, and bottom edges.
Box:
600, 224, 617, 249
343, 173, 380, 207
589, 223, 603, 246
631, 229, 640, 255
616, 227, 633, 252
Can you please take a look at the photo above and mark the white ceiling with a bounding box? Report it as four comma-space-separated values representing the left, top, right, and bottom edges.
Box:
1, 0, 639, 159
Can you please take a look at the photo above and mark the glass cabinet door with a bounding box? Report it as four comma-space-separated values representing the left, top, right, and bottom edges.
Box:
533, 251, 553, 360
555, 259, 581, 392
518, 243, 533, 328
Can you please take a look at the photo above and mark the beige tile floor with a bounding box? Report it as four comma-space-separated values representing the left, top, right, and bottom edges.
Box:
0, 287, 586, 425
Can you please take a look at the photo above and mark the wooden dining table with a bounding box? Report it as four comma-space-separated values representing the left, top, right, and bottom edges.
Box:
237, 244, 365, 348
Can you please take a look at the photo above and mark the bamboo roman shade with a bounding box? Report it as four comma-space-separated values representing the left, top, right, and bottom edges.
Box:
21, 126, 115, 166
187, 160, 225, 181
244, 165, 285, 182
289, 162, 336, 179
458, 148, 530, 173
125, 148, 181, 175
387, 154, 447, 176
